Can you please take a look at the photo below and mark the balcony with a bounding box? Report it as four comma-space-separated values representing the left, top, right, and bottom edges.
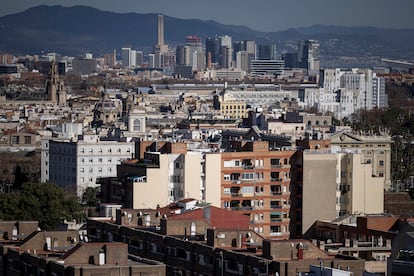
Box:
243, 165, 255, 170
271, 178, 282, 182
269, 231, 290, 237
270, 204, 282, 209
269, 232, 284, 236
271, 191, 282, 196
231, 206, 253, 211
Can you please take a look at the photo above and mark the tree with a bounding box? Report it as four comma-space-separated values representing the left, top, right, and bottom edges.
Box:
17, 182, 83, 230
0, 193, 20, 220
81, 187, 100, 207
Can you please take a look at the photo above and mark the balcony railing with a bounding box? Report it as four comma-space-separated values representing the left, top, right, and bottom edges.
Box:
271, 178, 282, 182
270, 205, 282, 209
271, 191, 282, 195
231, 206, 253, 211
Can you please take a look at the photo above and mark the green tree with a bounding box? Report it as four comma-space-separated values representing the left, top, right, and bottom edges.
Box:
0, 193, 20, 220
17, 182, 83, 230
81, 187, 100, 207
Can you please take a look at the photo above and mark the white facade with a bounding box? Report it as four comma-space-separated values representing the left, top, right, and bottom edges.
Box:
42, 134, 135, 197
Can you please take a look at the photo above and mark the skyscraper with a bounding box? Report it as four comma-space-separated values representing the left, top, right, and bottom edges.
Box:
258, 44, 277, 60
154, 14, 168, 67
206, 37, 220, 66
121, 47, 131, 68
157, 14, 164, 46
298, 40, 320, 76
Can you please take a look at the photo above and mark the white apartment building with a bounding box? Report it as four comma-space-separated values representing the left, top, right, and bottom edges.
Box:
98, 148, 222, 209
41, 134, 135, 197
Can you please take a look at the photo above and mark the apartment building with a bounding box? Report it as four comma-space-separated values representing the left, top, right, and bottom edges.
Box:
41, 134, 134, 196
100, 141, 222, 209
220, 140, 296, 239
329, 131, 392, 191
301, 148, 384, 237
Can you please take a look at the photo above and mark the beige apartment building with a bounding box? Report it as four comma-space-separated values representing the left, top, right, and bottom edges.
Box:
329, 131, 392, 191
302, 149, 384, 237
101, 141, 222, 209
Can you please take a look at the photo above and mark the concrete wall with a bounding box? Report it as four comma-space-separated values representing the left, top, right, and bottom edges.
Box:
350, 154, 384, 215
204, 153, 221, 207
133, 155, 170, 209
302, 152, 338, 236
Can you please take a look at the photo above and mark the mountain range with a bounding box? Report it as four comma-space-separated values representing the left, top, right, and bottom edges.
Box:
0, 5, 413, 67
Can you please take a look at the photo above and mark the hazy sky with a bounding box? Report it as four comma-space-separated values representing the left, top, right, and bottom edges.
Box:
1, 0, 413, 31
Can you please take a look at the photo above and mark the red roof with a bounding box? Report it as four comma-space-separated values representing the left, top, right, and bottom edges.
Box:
166, 206, 250, 229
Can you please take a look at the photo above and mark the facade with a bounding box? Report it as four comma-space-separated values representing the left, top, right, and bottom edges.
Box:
121, 47, 131, 68
329, 131, 392, 191
298, 39, 320, 76
220, 141, 296, 239
236, 50, 250, 72
250, 59, 285, 77
372, 75, 388, 108
219, 98, 247, 119
41, 134, 134, 196
258, 44, 277, 60
100, 142, 222, 209
302, 148, 385, 237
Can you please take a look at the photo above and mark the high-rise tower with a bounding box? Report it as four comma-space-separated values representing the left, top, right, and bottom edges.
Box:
154, 14, 168, 68
157, 14, 164, 46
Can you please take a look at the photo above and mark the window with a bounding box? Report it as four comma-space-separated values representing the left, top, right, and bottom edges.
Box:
11, 136, 19, 144
175, 162, 180, 169
24, 136, 32, 144
98, 167, 102, 172
133, 119, 141, 132
98, 158, 102, 163
241, 173, 254, 180
224, 175, 230, 181
379, 160, 384, 167
80, 168, 84, 172
223, 188, 230, 194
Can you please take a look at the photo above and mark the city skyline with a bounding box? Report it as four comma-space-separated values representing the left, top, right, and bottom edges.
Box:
1, 0, 413, 32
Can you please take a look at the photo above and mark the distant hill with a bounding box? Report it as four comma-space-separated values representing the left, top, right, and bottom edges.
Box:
0, 5, 413, 66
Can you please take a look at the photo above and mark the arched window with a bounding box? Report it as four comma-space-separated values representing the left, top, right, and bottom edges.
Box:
133, 119, 141, 132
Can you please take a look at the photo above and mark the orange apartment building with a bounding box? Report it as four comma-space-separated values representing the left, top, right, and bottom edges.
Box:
220, 140, 297, 240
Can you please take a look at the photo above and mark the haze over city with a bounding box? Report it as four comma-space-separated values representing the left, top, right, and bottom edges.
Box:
1, 0, 414, 31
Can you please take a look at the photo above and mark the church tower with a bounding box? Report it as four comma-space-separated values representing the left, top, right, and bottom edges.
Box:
47, 61, 58, 103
